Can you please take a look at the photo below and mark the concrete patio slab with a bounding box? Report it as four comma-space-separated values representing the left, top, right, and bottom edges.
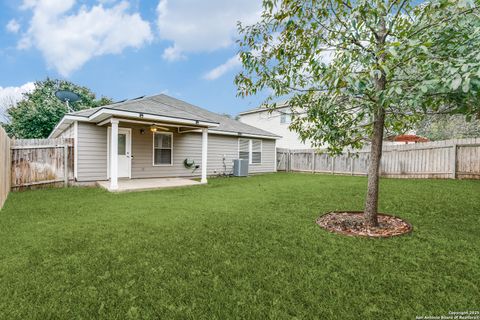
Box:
96, 177, 205, 192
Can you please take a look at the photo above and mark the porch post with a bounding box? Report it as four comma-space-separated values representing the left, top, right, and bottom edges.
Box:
110, 119, 119, 190
201, 128, 208, 183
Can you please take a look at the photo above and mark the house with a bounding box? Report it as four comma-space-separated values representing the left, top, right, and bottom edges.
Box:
385, 134, 429, 145
238, 103, 313, 149
49, 94, 279, 190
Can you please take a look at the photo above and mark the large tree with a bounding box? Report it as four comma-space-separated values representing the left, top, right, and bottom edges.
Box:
235, 0, 480, 227
4, 79, 112, 139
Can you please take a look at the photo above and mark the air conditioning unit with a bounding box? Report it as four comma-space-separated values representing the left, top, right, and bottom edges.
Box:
233, 159, 249, 177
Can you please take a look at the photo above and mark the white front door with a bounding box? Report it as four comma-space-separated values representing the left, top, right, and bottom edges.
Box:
117, 128, 131, 178
109, 127, 131, 178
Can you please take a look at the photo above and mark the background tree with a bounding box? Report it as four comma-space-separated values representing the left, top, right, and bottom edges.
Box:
235, 0, 480, 227
415, 114, 480, 140
3, 79, 112, 139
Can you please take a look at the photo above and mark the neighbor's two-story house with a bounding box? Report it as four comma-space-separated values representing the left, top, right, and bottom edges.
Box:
238, 103, 313, 149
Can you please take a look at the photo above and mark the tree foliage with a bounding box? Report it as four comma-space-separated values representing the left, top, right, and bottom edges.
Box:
4, 79, 112, 138
416, 114, 480, 140
235, 0, 480, 153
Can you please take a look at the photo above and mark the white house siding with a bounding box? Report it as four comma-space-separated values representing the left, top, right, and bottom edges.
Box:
77, 122, 108, 181
130, 125, 202, 178
239, 107, 313, 149
76, 122, 276, 181
58, 123, 74, 139
207, 134, 276, 175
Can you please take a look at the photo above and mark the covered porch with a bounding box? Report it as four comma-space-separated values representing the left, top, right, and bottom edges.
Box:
96, 177, 205, 192
97, 109, 217, 191
104, 116, 214, 191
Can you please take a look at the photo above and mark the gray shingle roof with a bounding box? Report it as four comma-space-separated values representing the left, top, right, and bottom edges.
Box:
69, 94, 279, 138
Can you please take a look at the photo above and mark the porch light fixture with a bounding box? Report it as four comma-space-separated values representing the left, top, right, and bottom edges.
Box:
140, 128, 146, 135
150, 125, 169, 132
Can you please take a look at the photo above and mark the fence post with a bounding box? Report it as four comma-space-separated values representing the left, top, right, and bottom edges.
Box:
287, 151, 290, 172
289, 151, 293, 172
351, 157, 354, 176
0, 127, 11, 210
311, 150, 315, 173
331, 156, 335, 175
64, 144, 69, 187
451, 144, 457, 179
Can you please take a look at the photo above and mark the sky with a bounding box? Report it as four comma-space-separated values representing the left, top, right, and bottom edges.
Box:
0, 0, 268, 120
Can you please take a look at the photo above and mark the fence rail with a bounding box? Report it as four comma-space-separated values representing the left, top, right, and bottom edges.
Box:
11, 138, 74, 189
0, 127, 11, 210
277, 138, 480, 179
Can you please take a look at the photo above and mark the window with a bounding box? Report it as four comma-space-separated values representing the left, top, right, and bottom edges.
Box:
239, 139, 250, 161
252, 140, 262, 164
238, 139, 262, 164
153, 132, 173, 165
280, 112, 291, 124
118, 134, 126, 155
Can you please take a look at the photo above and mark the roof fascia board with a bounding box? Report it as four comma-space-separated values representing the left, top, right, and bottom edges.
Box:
179, 128, 279, 140
88, 107, 219, 127
97, 117, 202, 129
212, 130, 280, 139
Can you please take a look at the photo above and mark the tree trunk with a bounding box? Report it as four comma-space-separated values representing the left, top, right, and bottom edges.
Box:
364, 4, 388, 228
364, 108, 386, 227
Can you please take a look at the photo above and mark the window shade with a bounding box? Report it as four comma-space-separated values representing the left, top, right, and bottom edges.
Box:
239, 139, 249, 160
252, 140, 262, 164
154, 133, 172, 165
238, 139, 262, 164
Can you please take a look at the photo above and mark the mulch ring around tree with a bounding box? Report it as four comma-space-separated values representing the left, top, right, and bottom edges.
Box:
316, 211, 413, 238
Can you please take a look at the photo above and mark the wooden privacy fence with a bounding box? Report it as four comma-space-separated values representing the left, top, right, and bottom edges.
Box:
277, 138, 480, 179
11, 138, 74, 189
0, 127, 11, 210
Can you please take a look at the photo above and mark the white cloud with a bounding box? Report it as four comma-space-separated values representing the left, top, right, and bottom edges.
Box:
6, 19, 21, 33
156, 0, 261, 61
0, 82, 35, 123
19, 0, 153, 76
162, 44, 185, 62
203, 55, 241, 80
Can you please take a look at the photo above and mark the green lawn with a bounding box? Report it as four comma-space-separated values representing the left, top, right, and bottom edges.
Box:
0, 173, 479, 319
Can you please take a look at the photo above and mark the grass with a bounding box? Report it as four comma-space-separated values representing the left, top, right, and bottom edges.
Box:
0, 173, 479, 319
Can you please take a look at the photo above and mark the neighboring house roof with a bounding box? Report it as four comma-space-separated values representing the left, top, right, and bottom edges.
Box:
238, 102, 289, 116
51, 94, 280, 139
386, 134, 429, 143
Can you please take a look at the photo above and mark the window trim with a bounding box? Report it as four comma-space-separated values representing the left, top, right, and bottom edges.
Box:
280, 112, 291, 124
152, 131, 174, 167
238, 138, 262, 165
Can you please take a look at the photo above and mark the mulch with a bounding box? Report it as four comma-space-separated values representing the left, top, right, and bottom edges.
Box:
316, 211, 412, 238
